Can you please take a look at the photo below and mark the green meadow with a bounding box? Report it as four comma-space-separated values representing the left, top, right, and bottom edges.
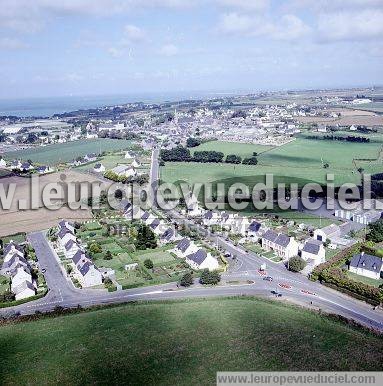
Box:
0, 298, 382, 385
3, 139, 133, 165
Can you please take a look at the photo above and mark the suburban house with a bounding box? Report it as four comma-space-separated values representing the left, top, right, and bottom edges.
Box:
131, 158, 141, 167
125, 150, 134, 159
84, 153, 97, 162
313, 224, 341, 242
247, 220, 262, 238
36, 165, 54, 174
1, 242, 36, 300
19, 161, 34, 172
0, 158, 7, 168
349, 252, 383, 280
72, 252, 103, 287
160, 228, 176, 244
203, 210, 220, 226
185, 249, 219, 271
261, 229, 299, 260
111, 164, 137, 178
301, 239, 325, 266
93, 163, 106, 173
173, 238, 199, 258
335, 200, 383, 225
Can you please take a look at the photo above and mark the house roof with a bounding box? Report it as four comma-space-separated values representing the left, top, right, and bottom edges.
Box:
176, 238, 191, 253
302, 240, 321, 255
150, 218, 160, 229
318, 224, 341, 236
274, 234, 290, 248
350, 253, 383, 273
58, 227, 74, 239
72, 250, 86, 265
262, 229, 278, 243
204, 210, 213, 220
64, 239, 79, 251
249, 221, 261, 233
12, 280, 35, 295
141, 211, 150, 221
161, 228, 174, 241
4, 242, 23, 256
186, 249, 207, 266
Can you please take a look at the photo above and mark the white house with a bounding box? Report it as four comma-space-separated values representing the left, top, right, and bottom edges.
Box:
36, 165, 54, 174
77, 261, 103, 287
173, 238, 199, 258
301, 239, 325, 266
3, 242, 24, 262
64, 239, 82, 259
185, 249, 219, 271
111, 164, 137, 178
313, 224, 341, 242
58, 220, 75, 234
349, 252, 383, 280
203, 210, 220, 226
246, 220, 262, 239
0, 158, 7, 168
131, 158, 141, 168
12, 280, 36, 300
93, 163, 106, 173
11, 267, 33, 291
124, 151, 134, 159
58, 228, 77, 248
261, 229, 299, 260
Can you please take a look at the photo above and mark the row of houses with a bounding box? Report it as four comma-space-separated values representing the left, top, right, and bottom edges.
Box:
0, 158, 54, 174
121, 201, 178, 245
120, 201, 219, 271
56, 220, 103, 287
0, 242, 36, 300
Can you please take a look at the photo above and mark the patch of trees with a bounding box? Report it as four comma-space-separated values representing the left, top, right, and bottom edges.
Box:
179, 272, 194, 287
367, 219, 383, 243
310, 135, 370, 143
160, 146, 192, 162
135, 224, 157, 250
288, 256, 306, 272
242, 156, 258, 165
193, 151, 224, 163
199, 269, 221, 285
225, 154, 242, 164
186, 137, 202, 148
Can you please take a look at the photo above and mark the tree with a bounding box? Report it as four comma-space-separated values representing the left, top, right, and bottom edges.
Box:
144, 259, 154, 269
225, 154, 242, 164
323, 163, 329, 169
135, 224, 157, 250
89, 242, 102, 254
367, 219, 383, 243
199, 269, 221, 285
186, 137, 201, 148
288, 256, 306, 272
242, 156, 258, 165
179, 272, 193, 287
104, 250, 113, 260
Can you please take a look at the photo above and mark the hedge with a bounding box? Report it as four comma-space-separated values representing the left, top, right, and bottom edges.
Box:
310, 243, 383, 304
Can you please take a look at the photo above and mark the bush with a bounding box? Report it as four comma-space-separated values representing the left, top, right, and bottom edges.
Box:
225, 154, 242, 164
104, 251, 113, 260
179, 272, 194, 287
144, 259, 154, 269
199, 269, 221, 285
89, 242, 102, 254
242, 156, 258, 165
288, 256, 306, 272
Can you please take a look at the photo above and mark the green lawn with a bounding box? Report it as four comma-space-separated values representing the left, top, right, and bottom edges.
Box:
0, 276, 10, 295
135, 250, 175, 266
191, 141, 273, 158
347, 271, 383, 288
2, 139, 132, 165
0, 298, 382, 385
161, 137, 383, 188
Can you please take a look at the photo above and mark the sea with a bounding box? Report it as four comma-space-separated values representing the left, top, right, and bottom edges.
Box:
0, 90, 238, 118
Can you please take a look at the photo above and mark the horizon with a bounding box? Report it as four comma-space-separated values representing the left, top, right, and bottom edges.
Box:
1, 0, 383, 99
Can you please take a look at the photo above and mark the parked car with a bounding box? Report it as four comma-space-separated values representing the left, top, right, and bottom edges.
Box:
263, 276, 273, 281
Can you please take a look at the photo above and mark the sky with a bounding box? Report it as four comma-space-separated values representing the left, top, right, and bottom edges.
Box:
0, 0, 383, 99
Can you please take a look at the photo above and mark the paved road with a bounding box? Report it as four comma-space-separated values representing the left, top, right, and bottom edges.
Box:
1, 149, 383, 332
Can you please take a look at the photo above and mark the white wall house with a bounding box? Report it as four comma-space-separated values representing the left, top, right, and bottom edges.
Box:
173, 238, 199, 258
301, 239, 325, 266
313, 224, 341, 243
185, 249, 219, 271
111, 164, 137, 178
261, 229, 298, 260
349, 252, 383, 280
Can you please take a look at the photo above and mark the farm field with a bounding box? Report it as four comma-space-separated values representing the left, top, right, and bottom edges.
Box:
0, 171, 109, 237
191, 140, 273, 157
161, 137, 383, 188
1, 298, 382, 385
2, 139, 133, 165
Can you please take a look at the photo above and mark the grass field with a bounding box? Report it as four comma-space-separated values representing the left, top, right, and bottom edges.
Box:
161, 137, 383, 188
347, 271, 383, 288
0, 298, 382, 385
2, 139, 133, 165
191, 141, 273, 157
135, 249, 175, 266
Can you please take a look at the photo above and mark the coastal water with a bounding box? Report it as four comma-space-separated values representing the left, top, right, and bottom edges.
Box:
0, 90, 230, 118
